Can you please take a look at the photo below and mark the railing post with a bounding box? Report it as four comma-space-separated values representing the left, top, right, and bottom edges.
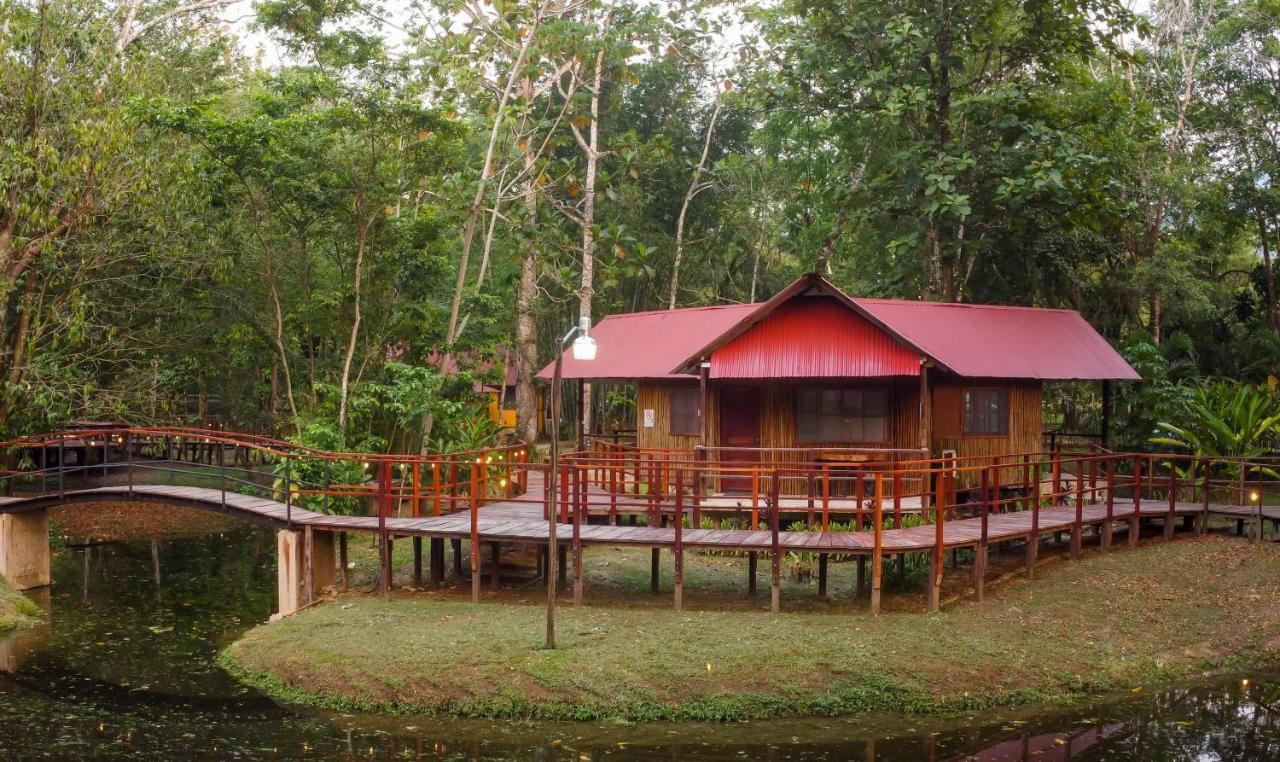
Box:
432, 461, 442, 517
1165, 459, 1177, 541
1198, 457, 1210, 535
1071, 458, 1083, 560
412, 461, 421, 518
322, 460, 330, 515
285, 456, 293, 528
1102, 457, 1114, 549
1130, 454, 1142, 547
126, 432, 134, 497
871, 473, 884, 615
58, 438, 65, 497
674, 469, 684, 611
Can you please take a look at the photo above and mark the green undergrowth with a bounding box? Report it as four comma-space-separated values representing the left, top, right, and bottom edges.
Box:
0, 579, 42, 633
223, 535, 1280, 722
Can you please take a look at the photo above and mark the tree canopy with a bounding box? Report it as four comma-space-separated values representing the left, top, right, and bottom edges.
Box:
1, 0, 1276, 451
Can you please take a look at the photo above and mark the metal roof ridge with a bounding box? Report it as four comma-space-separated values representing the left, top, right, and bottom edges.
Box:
854, 297, 1084, 315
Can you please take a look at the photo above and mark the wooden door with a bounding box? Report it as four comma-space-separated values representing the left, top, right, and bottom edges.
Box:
718, 386, 760, 493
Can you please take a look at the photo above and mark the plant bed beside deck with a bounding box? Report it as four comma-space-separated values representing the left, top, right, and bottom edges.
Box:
221, 535, 1280, 722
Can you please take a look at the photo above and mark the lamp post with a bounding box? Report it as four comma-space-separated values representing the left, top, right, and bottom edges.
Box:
547, 316, 596, 648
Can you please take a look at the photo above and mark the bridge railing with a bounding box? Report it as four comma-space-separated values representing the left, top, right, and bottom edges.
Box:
0, 426, 531, 525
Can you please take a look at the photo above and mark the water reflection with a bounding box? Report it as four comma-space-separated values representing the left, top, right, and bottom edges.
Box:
0, 524, 1275, 759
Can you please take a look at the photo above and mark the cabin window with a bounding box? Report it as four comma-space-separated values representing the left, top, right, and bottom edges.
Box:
670, 388, 702, 436
963, 388, 1009, 436
795, 387, 888, 443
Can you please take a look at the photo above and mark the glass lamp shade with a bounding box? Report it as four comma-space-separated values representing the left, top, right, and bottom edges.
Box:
571, 334, 597, 361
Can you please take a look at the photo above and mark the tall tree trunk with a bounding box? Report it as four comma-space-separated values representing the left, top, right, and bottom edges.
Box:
577, 47, 605, 438
668, 98, 722, 310
514, 79, 542, 445
337, 202, 368, 436
1258, 212, 1278, 335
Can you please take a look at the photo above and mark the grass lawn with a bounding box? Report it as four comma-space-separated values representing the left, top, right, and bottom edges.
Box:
222, 534, 1280, 722
0, 578, 41, 633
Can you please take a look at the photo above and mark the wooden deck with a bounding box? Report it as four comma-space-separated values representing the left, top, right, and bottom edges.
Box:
3, 483, 1275, 554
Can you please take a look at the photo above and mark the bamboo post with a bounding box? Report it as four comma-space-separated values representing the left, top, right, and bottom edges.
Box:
1165, 460, 1177, 541
871, 473, 884, 615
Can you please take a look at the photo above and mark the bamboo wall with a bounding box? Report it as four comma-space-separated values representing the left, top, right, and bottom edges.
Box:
634, 377, 1043, 489
635, 382, 719, 452
931, 380, 1043, 487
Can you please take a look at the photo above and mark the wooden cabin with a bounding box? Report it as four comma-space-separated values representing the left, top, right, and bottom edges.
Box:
540, 274, 1139, 487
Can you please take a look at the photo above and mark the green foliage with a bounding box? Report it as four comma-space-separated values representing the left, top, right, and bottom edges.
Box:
1150, 380, 1280, 475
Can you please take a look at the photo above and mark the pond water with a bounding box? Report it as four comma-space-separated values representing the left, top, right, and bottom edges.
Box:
1, 522, 1277, 760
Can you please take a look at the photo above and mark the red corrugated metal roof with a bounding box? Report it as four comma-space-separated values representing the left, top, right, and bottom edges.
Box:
536, 303, 758, 381
855, 298, 1140, 381
538, 274, 1139, 383
710, 297, 921, 379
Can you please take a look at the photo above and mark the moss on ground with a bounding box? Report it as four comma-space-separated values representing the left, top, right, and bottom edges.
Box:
0, 578, 41, 633
223, 534, 1280, 722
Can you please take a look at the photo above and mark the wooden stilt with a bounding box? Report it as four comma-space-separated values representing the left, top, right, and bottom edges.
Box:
817, 553, 828, 598
429, 537, 444, 589
338, 532, 349, 590
871, 474, 883, 615
856, 556, 866, 597
747, 552, 757, 596
302, 525, 314, 605
413, 537, 423, 588
451, 538, 463, 577
650, 547, 660, 593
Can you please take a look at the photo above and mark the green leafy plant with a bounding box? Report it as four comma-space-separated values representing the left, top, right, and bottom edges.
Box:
1150, 380, 1280, 478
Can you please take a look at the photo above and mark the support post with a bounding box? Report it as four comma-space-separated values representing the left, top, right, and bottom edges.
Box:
572, 466, 583, 606
1129, 455, 1142, 547
1165, 462, 1177, 541
871, 473, 884, 615
429, 537, 444, 589
1071, 459, 1083, 559
413, 536, 423, 588
470, 459, 481, 602
929, 469, 945, 612
1102, 460, 1114, 550
0, 509, 50, 590
377, 461, 391, 599
339, 533, 348, 590
1026, 457, 1040, 576
650, 547, 660, 593
673, 469, 684, 610
976, 468, 989, 601
770, 471, 781, 613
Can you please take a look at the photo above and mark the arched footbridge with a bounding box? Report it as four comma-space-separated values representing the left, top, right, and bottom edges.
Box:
1, 427, 1275, 617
